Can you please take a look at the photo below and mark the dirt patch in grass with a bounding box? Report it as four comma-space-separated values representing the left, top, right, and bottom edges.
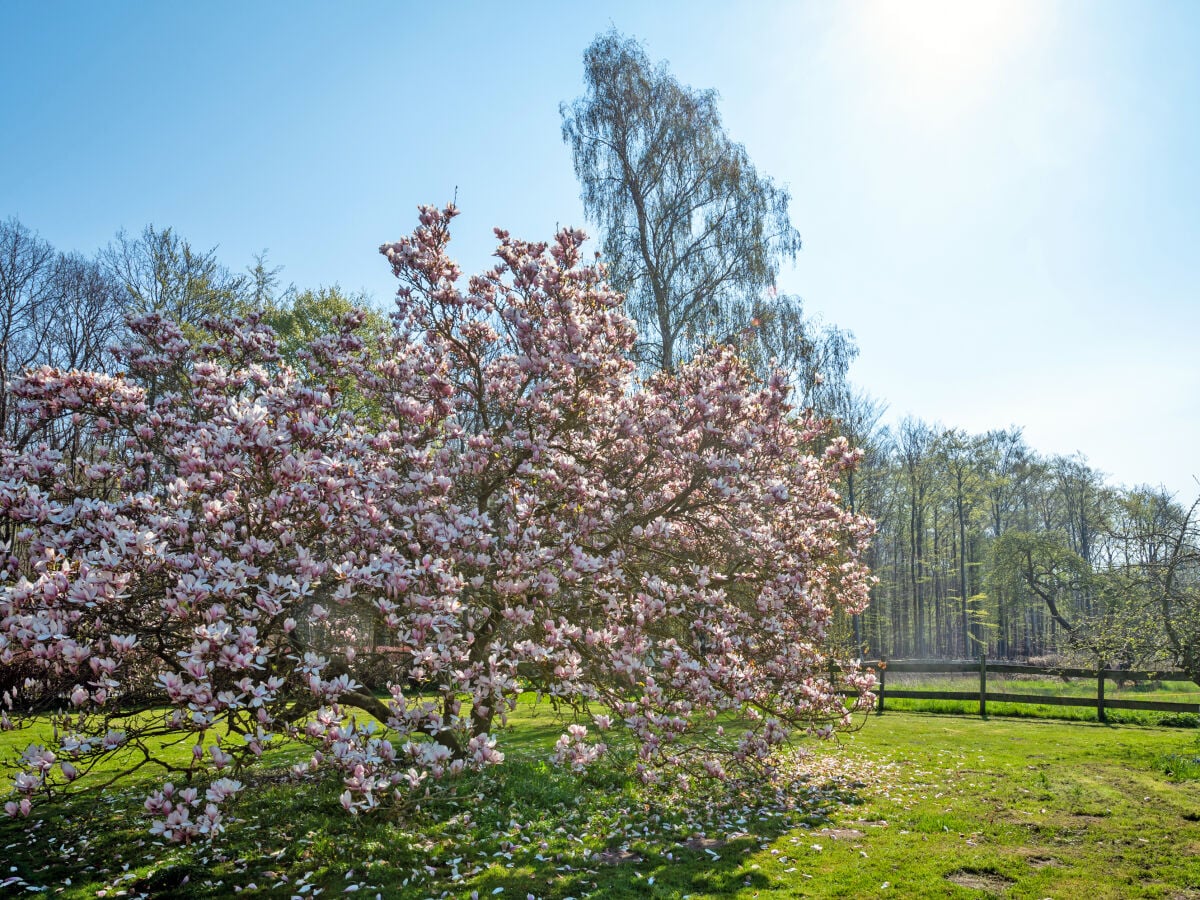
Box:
1024, 855, 1063, 869
946, 868, 1016, 894
684, 836, 727, 851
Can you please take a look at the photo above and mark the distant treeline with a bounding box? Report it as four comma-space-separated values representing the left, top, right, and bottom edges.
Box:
0, 216, 381, 448
836, 409, 1199, 677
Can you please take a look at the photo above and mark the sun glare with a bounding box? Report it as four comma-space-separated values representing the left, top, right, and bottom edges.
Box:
856, 0, 1039, 119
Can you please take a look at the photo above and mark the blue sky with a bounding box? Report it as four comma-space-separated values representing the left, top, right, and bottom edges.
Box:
2, 1, 1197, 498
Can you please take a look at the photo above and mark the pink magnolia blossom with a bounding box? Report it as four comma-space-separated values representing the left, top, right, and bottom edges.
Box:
0, 206, 875, 835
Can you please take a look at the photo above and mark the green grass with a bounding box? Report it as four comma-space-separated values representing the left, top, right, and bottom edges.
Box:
3, 699, 1200, 897
1157, 744, 1200, 781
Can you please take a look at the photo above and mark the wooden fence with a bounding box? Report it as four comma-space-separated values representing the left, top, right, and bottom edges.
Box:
871, 657, 1200, 722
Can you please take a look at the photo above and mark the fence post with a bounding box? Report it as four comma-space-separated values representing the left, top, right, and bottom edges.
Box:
877, 660, 886, 715
1097, 659, 1106, 723
979, 651, 988, 719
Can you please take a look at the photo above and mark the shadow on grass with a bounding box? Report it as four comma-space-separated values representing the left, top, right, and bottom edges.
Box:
0, 745, 868, 898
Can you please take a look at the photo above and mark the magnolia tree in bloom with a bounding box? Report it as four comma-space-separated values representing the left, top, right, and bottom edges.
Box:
0, 205, 875, 836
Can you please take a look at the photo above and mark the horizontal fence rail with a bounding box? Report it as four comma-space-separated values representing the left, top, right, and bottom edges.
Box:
866, 657, 1199, 721
878, 660, 1190, 680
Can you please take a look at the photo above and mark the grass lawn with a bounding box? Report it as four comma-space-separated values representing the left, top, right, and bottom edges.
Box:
3, 700, 1200, 898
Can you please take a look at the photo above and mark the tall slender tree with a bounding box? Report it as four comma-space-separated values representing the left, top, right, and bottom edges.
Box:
562, 30, 851, 401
